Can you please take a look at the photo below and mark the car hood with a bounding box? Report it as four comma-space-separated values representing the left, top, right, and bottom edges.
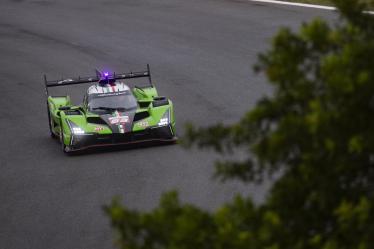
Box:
99, 110, 136, 134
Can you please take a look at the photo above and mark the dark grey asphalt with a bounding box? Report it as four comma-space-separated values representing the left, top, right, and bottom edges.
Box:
0, 1, 334, 248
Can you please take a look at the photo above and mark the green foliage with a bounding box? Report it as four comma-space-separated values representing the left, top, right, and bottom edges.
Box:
105, 1, 374, 248
105, 192, 217, 249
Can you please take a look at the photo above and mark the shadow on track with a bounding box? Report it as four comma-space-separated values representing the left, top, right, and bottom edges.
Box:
65, 140, 178, 156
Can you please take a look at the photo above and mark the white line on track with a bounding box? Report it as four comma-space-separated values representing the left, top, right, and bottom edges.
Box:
248, 0, 374, 14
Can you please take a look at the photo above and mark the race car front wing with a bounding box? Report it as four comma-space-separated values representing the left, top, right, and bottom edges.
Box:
68, 125, 175, 151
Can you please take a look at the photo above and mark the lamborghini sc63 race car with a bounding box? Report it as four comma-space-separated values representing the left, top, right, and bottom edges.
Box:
44, 65, 176, 153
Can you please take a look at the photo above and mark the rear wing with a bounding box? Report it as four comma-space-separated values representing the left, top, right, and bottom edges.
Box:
44, 64, 153, 96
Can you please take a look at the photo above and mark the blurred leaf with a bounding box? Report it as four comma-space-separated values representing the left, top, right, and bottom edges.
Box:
106, 1, 374, 249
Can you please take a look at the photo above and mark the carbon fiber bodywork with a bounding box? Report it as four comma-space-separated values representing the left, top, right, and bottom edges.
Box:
68, 125, 175, 151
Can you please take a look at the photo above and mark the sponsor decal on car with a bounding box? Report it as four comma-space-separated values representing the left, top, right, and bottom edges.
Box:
108, 115, 129, 124
57, 79, 73, 84
97, 91, 127, 97
110, 111, 129, 134
137, 121, 149, 128
94, 126, 104, 132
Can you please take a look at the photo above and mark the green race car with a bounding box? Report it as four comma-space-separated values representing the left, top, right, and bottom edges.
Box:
44, 65, 176, 153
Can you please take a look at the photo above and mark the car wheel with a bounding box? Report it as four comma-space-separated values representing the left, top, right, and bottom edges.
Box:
60, 122, 71, 154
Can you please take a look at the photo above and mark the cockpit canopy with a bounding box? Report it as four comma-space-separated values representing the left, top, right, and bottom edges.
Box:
86, 83, 137, 114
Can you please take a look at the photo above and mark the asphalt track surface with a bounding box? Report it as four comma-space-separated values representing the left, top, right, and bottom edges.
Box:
0, 1, 334, 248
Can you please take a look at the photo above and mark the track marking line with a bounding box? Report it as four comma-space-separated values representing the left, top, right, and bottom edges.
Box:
248, 0, 374, 14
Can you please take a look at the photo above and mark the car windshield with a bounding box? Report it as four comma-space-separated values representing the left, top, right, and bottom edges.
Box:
88, 91, 137, 113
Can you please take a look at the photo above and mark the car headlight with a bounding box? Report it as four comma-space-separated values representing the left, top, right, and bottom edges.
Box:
158, 118, 169, 126
158, 109, 170, 127
67, 120, 85, 135
72, 127, 85, 135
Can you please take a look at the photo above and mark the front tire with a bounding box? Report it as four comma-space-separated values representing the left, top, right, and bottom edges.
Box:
60, 122, 71, 154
